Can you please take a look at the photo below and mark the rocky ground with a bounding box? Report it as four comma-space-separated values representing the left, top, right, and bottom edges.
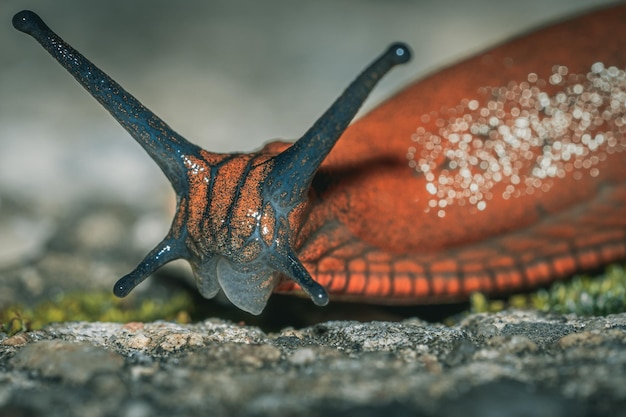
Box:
2, 312, 626, 417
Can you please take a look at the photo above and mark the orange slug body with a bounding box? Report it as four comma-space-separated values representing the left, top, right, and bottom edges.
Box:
14, 6, 626, 314
277, 4, 626, 303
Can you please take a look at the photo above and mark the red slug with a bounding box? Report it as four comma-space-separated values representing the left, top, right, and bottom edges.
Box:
13, 5, 626, 314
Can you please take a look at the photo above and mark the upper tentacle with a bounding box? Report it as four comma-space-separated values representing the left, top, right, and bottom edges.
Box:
12, 10, 202, 195
267, 43, 411, 209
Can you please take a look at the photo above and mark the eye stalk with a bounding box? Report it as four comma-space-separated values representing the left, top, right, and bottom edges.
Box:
260, 42, 411, 308
13, 10, 411, 314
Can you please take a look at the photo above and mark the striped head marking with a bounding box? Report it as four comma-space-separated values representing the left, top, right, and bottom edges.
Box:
13, 10, 410, 314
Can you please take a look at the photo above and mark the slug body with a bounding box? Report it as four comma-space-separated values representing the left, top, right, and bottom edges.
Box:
13, 6, 626, 314
279, 4, 626, 303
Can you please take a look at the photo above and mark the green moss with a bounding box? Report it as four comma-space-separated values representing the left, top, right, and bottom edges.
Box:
3, 264, 625, 335
471, 264, 626, 316
1, 291, 193, 335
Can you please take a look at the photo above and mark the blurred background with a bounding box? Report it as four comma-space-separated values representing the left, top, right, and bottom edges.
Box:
0, 0, 622, 267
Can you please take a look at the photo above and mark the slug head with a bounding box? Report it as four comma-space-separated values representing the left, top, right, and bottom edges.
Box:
13, 10, 410, 314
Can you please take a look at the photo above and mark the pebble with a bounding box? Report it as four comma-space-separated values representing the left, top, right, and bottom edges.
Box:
10, 339, 124, 384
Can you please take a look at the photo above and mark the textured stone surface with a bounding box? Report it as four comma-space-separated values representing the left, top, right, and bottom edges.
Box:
1, 311, 626, 416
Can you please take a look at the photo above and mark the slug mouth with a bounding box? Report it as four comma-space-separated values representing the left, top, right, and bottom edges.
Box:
191, 255, 280, 315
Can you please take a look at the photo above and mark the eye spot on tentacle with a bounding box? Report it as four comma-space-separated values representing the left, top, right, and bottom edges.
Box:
408, 62, 626, 216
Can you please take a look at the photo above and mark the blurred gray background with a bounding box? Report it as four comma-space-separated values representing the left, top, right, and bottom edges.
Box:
0, 0, 622, 263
